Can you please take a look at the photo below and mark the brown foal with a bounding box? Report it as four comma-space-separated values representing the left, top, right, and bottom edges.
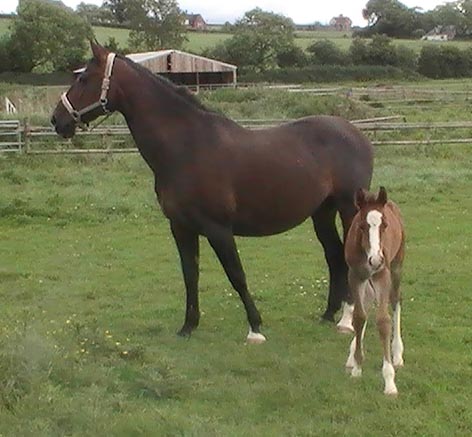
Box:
344, 187, 405, 395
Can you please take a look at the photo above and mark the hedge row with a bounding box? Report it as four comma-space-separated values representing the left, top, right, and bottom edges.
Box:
240, 65, 419, 84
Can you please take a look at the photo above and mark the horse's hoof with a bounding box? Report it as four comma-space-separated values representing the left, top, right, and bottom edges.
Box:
351, 366, 362, 378
246, 331, 267, 344
177, 327, 193, 338
393, 358, 404, 369
336, 324, 355, 334
384, 387, 399, 397
321, 311, 335, 323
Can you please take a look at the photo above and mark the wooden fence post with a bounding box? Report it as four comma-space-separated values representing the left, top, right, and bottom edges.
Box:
23, 118, 30, 154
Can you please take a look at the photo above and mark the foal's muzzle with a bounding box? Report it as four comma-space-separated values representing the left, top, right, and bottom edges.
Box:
368, 253, 385, 270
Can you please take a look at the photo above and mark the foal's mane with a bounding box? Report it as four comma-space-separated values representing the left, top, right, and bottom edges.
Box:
117, 54, 210, 112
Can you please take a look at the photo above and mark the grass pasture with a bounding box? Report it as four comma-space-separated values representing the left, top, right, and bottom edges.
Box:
1, 138, 472, 435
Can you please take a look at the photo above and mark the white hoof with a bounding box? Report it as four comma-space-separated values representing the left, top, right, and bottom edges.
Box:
351, 366, 362, 378
384, 386, 398, 396
337, 304, 354, 334
337, 323, 355, 334
246, 331, 266, 345
393, 357, 404, 368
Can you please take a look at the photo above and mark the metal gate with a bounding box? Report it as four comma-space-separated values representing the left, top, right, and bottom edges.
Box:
0, 120, 22, 153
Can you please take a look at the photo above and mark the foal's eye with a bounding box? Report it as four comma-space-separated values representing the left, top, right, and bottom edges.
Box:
359, 223, 368, 232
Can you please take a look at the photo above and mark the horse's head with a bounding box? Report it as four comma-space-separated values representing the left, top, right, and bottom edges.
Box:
354, 186, 389, 270
51, 41, 118, 138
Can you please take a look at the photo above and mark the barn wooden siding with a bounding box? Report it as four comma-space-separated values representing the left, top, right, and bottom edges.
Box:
127, 50, 237, 87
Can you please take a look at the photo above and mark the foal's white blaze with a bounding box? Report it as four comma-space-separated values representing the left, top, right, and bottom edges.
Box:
337, 303, 354, 334
366, 210, 383, 267
392, 303, 404, 368
246, 328, 266, 344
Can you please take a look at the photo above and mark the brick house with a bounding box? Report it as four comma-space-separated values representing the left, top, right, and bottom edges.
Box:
329, 14, 352, 32
185, 14, 207, 31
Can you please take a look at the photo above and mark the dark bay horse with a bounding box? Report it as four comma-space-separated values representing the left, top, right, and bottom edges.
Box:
344, 187, 405, 395
51, 42, 374, 343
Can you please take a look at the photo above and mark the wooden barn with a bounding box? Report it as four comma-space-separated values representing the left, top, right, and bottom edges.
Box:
75, 50, 237, 88
126, 50, 237, 88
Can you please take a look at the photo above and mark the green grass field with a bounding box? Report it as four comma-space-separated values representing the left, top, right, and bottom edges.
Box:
1, 144, 471, 435
1, 78, 472, 434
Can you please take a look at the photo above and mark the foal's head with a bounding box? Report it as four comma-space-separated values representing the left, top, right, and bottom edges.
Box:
51, 42, 119, 138
354, 186, 389, 270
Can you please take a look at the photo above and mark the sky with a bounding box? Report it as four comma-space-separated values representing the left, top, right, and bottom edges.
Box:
0, 0, 450, 26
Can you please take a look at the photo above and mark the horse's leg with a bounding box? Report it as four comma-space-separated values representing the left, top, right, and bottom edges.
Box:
312, 200, 347, 323
391, 263, 404, 368
206, 225, 264, 344
349, 271, 369, 377
171, 221, 200, 337
375, 270, 398, 396
335, 195, 360, 333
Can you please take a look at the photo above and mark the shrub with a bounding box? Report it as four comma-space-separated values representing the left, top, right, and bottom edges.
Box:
395, 45, 418, 71
418, 45, 472, 78
276, 45, 308, 68
365, 34, 398, 66
240, 65, 419, 84
307, 39, 350, 65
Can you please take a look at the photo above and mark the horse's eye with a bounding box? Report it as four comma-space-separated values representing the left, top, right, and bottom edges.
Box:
78, 74, 87, 84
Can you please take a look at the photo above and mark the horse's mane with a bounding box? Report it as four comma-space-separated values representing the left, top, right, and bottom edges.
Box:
117, 54, 210, 112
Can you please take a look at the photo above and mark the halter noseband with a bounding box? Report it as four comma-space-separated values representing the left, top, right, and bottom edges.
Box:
61, 52, 116, 128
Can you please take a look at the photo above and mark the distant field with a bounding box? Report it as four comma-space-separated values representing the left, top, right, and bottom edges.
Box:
1, 17, 472, 55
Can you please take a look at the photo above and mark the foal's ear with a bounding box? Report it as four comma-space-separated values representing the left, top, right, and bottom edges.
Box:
377, 186, 388, 205
90, 40, 108, 62
355, 188, 367, 210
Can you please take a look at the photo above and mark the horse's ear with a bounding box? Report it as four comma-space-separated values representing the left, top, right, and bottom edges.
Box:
90, 40, 107, 62
377, 186, 388, 205
355, 188, 367, 210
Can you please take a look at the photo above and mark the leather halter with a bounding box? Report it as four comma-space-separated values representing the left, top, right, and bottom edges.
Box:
61, 52, 116, 128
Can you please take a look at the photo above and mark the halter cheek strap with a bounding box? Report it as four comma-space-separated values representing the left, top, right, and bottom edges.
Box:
61, 52, 116, 127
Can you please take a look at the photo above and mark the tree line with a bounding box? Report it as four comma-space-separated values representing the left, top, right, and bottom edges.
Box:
361, 0, 472, 39
2, 0, 472, 81
0, 0, 186, 73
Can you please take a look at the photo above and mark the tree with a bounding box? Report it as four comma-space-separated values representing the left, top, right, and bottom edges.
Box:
77, 2, 114, 25
103, 0, 131, 24
8, 0, 92, 72
127, 0, 186, 51
307, 39, 350, 65
362, 0, 420, 38
0, 35, 13, 73
210, 8, 296, 72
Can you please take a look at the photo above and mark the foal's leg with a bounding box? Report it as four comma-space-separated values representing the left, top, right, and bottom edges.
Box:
348, 271, 369, 377
206, 224, 264, 343
312, 201, 348, 323
171, 222, 200, 337
391, 264, 404, 368
346, 280, 373, 370
375, 271, 398, 396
